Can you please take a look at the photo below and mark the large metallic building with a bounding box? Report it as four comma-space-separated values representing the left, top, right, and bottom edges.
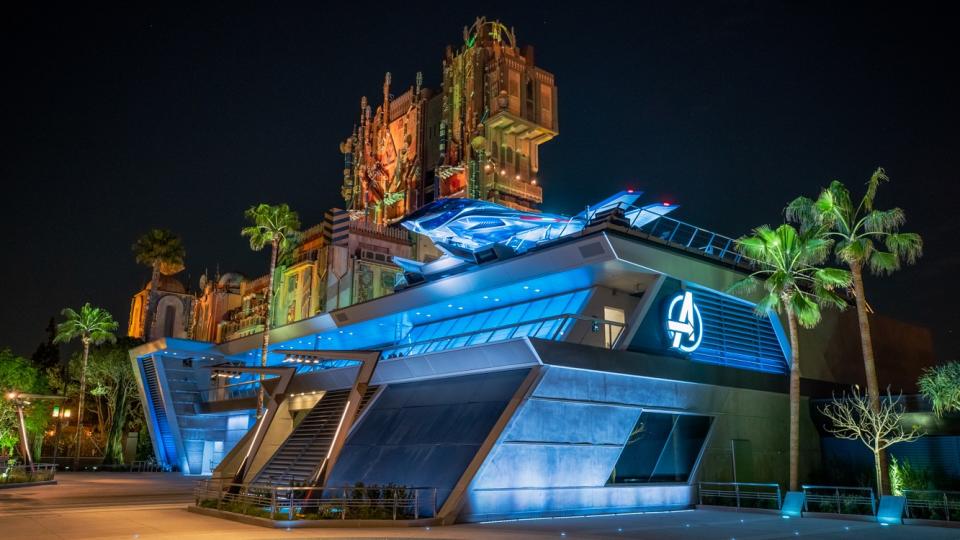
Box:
128, 18, 934, 522
130, 190, 844, 520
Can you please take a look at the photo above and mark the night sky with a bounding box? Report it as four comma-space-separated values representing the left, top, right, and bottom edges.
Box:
3, 2, 957, 359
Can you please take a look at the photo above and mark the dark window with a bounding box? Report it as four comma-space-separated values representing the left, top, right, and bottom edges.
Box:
608, 412, 712, 484
163, 305, 176, 337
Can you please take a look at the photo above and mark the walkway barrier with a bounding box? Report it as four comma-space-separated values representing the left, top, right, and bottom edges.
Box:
698, 482, 782, 510
902, 490, 960, 521
0, 463, 57, 484
801, 485, 876, 516
194, 479, 438, 521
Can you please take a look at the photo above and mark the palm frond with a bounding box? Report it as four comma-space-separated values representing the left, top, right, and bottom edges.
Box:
863, 208, 905, 234
814, 267, 852, 288
863, 166, 889, 211
785, 196, 817, 228
790, 292, 823, 329
886, 232, 924, 265
868, 250, 900, 276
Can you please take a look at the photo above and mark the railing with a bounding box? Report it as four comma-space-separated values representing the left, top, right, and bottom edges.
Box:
597, 203, 747, 267
202, 381, 260, 402
698, 482, 782, 510
348, 219, 410, 242
801, 485, 876, 516
194, 479, 438, 521
903, 490, 960, 521
381, 314, 627, 359
0, 463, 57, 484
494, 178, 543, 203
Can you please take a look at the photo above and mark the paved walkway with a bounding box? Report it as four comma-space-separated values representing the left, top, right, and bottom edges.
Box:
1, 473, 957, 539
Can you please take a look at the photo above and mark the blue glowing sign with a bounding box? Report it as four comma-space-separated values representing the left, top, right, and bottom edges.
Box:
665, 291, 702, 353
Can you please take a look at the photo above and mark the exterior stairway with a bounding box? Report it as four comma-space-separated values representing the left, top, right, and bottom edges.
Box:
252, 386, 378, 486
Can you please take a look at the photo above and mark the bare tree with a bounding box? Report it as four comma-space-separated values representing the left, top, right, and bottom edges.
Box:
819, 386, 923, 495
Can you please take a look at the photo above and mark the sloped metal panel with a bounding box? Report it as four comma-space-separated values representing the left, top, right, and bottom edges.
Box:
325, 368, 530, 507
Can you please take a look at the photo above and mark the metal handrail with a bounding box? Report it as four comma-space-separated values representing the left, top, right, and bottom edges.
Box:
0, 463, 57, 483
194, 479, 438, 521
382, 313, 627, 358
902, 489, 960, 521
595, 202, 748, 267
698, 482, 782, 509
801, 484, 876, 515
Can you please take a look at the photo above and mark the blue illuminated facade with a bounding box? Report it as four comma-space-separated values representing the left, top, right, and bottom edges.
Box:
130, 193, 839, 521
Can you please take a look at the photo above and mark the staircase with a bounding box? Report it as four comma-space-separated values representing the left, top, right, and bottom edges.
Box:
253, 386, 378, 486
141, 358, 177, 467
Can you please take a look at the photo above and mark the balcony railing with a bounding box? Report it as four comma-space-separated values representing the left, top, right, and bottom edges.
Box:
493, 178, 543, 203
382, 314, 626, 359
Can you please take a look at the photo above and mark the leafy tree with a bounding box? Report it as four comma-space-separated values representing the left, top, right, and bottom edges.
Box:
0, 349, 50, 460
30, 317, 61, 371
81, 337, 143, 464
132, 229, 186, 337
730, 224, 850, 491
241, 203, 300, 417
787, 168, 923, 493
819, 386, 922, 495
918, 362, 960, 418
54, 304, 117, 466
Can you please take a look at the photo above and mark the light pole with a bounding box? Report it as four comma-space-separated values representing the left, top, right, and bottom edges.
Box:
5, 392, 66, 471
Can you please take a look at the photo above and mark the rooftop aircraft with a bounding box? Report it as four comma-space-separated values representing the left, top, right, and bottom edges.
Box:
394, 191, 678, 283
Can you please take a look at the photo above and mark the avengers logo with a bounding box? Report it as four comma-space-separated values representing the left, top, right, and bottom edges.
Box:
665, 291, 703, 353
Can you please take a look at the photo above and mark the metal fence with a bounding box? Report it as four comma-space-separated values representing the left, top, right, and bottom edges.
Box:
698, 482, 782, 510
801, 485, 876, 516
902, 490, 960, 521
194, 479, 438, 521
0, 463, 57, 484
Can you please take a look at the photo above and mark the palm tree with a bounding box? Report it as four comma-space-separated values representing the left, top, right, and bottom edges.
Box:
242, 203, 300, 417
786, 167, 923, 493
730, 224, 850, 491
53, 303, 118, 468
132, 229, 186, 338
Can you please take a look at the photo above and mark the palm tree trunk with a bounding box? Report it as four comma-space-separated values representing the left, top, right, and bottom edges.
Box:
786, 307, 801, 492
850, 262, 890, 494
102, 379, 129, 465
257, 239, 279, 418
144, 263, 160, 340
74, 339, 90, 469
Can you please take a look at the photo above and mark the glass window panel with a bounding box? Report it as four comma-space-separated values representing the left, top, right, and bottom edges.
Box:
608, 412, 675, 484
484, 307, 508, 329
467, 331, 493, 345
512, 323, 537, 338
534, 319, 561, 338
447, 314, 474, 336
607, 412, 712, 485
544, 294, 572, 316
522, 298, 550, 321
649, 415, 713, 482
501, 304, 529, 326
490, 327, 515, 342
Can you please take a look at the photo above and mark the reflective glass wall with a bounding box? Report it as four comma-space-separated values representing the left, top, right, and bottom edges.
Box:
608, 412, 712, 484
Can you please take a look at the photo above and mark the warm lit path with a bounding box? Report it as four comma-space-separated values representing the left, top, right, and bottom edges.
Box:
1, 473, 958, 539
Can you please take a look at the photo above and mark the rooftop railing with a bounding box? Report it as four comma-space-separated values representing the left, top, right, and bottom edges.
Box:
594, 203, 748, 267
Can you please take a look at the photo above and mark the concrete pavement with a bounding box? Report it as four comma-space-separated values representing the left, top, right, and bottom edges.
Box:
1, 473, 957, 539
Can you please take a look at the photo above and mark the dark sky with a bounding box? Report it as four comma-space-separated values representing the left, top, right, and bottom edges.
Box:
2, 2, 957, 359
